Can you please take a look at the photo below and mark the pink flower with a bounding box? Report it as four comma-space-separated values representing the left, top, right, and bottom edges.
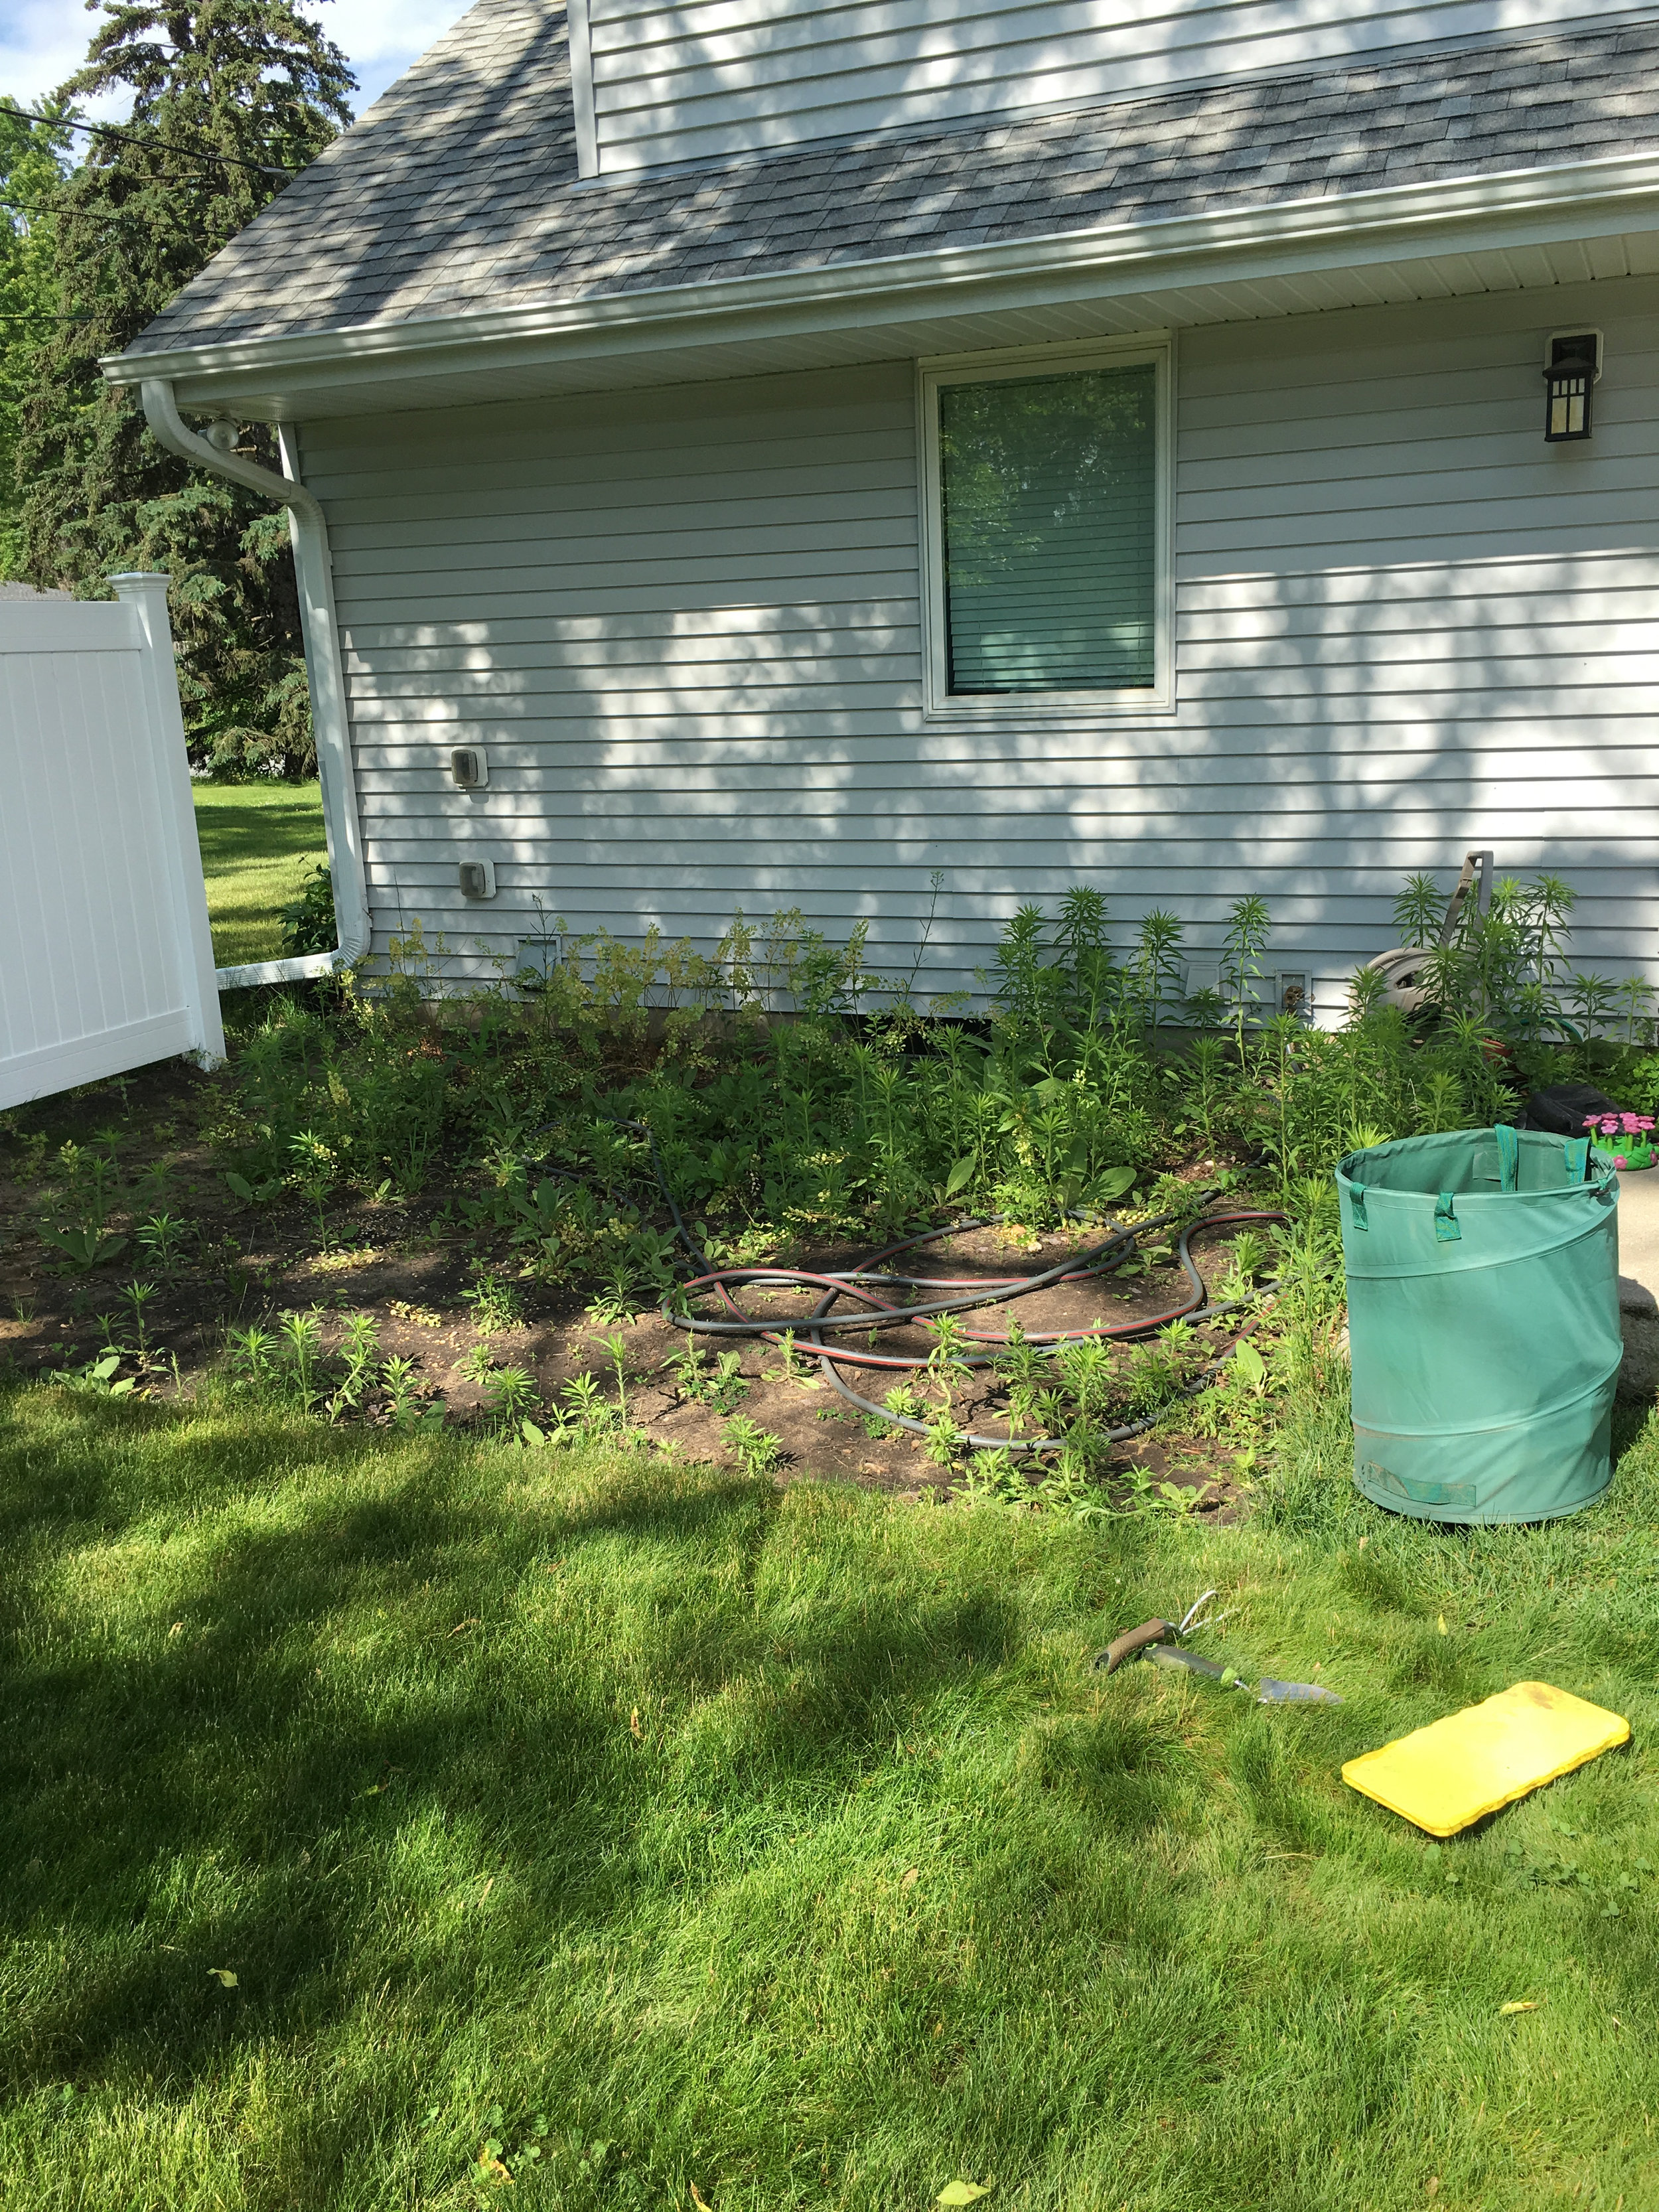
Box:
1617, 1155, 1629, 1169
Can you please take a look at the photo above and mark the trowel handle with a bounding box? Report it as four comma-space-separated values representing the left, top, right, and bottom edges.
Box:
1096, 1619, 1177, 1674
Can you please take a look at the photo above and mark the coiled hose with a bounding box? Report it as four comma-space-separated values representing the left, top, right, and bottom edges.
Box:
617, 1122, 1283, 1456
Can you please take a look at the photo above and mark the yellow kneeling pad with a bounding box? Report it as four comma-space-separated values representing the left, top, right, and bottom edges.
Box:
1342, 1681, 1630, 1837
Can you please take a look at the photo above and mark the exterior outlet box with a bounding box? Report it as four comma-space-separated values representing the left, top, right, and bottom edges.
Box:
451, 745, 487, 788
458, 858, 496, 899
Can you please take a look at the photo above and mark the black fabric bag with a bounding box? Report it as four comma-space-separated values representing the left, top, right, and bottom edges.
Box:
1521, 1082, 1623, 1138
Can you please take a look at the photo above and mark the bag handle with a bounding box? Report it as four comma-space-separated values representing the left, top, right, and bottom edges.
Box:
1564, 1136, 1590, 1182
1493, 1123, 1520, 1192
1435, 1191, 1461, 1242
1348, 1184, 1368, 1232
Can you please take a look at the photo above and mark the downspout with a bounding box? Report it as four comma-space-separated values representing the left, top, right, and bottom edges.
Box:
139, 377, 370, 989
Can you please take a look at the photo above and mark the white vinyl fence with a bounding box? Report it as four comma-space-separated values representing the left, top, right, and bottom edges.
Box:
1, 573, 224, 1112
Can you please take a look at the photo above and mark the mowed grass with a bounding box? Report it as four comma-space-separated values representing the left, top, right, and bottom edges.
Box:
2, 1374, 1657, 2212
192, 780, 325, 968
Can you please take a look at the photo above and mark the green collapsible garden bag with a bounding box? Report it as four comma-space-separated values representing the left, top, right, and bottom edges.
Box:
1335, 1128, 1621, 1524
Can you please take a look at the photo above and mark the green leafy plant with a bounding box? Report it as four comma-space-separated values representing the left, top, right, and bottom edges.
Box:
328, 1313, 382, 1419
133, 1213, 190, 1270
481, 1365, 540, 1432
121, 1280, 157, 1358
41, 1223, 128, 1272
461, 1265, 524, 1335
287, 1132, 337, 1247
223, 1170, 283, 1208
721, 1414, 784, 1477
51, 1351, 136, 1398
279, 863, 336, 956
382, 1355, 443, 1433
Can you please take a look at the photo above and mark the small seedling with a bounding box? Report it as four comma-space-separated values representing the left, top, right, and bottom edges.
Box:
593, 1331, 631, 1426
287, 1132, 337, 1247
923, 1313, 973, 1405
722, 1415, 783, 1476
382, 1355, 443, 1432
329, 1313, 382, 1418
227, 1323, 276, 1390
560, 1371, 609, 1431
224, 1170, 283, 1208
770, 1329, 821, 1388
121, 1280, 157, 1357
462, 1266, 524, 1334
135, 1213, 190, 1270
680, 1349, 752, 1414
586, 1264, 642, 1327
923, 1406, 964, 1468
53, 1351, 135, 1398
277, 1309, 324, 1408
482, 1365, 540, 1430
457, 1343, 499, 1386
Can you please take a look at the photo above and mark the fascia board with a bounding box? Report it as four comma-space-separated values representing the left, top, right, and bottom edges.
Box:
103, 149, 1659, 407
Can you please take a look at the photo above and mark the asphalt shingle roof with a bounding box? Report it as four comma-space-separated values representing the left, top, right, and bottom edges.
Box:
127, 6, 1659, 356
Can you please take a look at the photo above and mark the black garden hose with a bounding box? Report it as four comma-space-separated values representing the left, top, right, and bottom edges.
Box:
608, 1120, 1283, 1457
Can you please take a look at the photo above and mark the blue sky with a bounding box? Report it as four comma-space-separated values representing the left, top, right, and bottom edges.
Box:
2, 0, 473, 122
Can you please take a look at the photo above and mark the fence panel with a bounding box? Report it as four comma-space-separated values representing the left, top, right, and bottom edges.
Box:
0, 574, 224, 1112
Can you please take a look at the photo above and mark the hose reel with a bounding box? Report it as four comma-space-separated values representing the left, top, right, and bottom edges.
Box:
1357, 850, 1493, 1015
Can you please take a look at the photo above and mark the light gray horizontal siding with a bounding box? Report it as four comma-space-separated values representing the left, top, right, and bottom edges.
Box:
303, 282, 1659, 1014
582, 0, 1634, 173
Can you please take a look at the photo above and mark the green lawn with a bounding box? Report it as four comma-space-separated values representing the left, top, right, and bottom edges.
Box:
2, 1370, 1656, 2210
192, 780, 325, 969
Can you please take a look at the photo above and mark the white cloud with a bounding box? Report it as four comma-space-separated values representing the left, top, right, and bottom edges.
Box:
309, 0, 474, 113
1, 0, 472, 122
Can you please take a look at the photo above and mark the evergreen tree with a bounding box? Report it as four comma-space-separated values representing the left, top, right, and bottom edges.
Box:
13, 3, 354, 774
0, 101, 70, 576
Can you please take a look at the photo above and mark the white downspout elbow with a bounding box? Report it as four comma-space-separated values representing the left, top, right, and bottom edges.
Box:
139, 376, 370, 990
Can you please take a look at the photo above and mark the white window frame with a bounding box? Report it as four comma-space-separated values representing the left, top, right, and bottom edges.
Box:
918, 334, 1175, 719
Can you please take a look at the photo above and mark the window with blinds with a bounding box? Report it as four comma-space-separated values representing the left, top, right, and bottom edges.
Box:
936, 360, 1159, 696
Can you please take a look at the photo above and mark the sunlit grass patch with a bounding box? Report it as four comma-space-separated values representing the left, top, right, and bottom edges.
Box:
2, 1378, 1658, 2209
192, 780, 324, 968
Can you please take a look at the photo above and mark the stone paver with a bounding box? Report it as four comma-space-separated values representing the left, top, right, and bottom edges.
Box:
1616, 1169, 1659, 1397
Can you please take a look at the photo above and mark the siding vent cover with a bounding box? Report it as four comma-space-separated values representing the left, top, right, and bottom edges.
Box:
516, 934, 561, 991
458, 859, 496, 899
451, 746, 487, 788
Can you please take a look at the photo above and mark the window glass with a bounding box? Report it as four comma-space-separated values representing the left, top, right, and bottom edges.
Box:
938, 362, 1157, 694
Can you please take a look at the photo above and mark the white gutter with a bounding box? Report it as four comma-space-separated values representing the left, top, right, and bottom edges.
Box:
104, 147, 1659, 406
140, 377, 370, 990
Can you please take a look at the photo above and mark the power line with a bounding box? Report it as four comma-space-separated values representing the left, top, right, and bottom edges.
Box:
2, 192, 157, 225
5, 103, 295, 179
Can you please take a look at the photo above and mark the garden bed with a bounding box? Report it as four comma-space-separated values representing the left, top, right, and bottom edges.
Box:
3, 869, 1650, 1514
0, 1053, 1262, 1512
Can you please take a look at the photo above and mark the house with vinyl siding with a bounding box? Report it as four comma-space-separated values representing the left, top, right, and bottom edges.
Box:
108, 0, 1659, 1015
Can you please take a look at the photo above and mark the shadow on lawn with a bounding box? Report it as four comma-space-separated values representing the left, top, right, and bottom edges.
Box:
190, 790, 325, 872
0, 1388, 1030, 2105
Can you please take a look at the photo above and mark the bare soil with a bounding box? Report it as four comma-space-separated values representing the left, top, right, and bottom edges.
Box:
0, 1057, 1262, 1511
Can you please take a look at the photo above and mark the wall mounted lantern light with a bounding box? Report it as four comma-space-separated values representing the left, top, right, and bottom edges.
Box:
1544, 330, 1602, 443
